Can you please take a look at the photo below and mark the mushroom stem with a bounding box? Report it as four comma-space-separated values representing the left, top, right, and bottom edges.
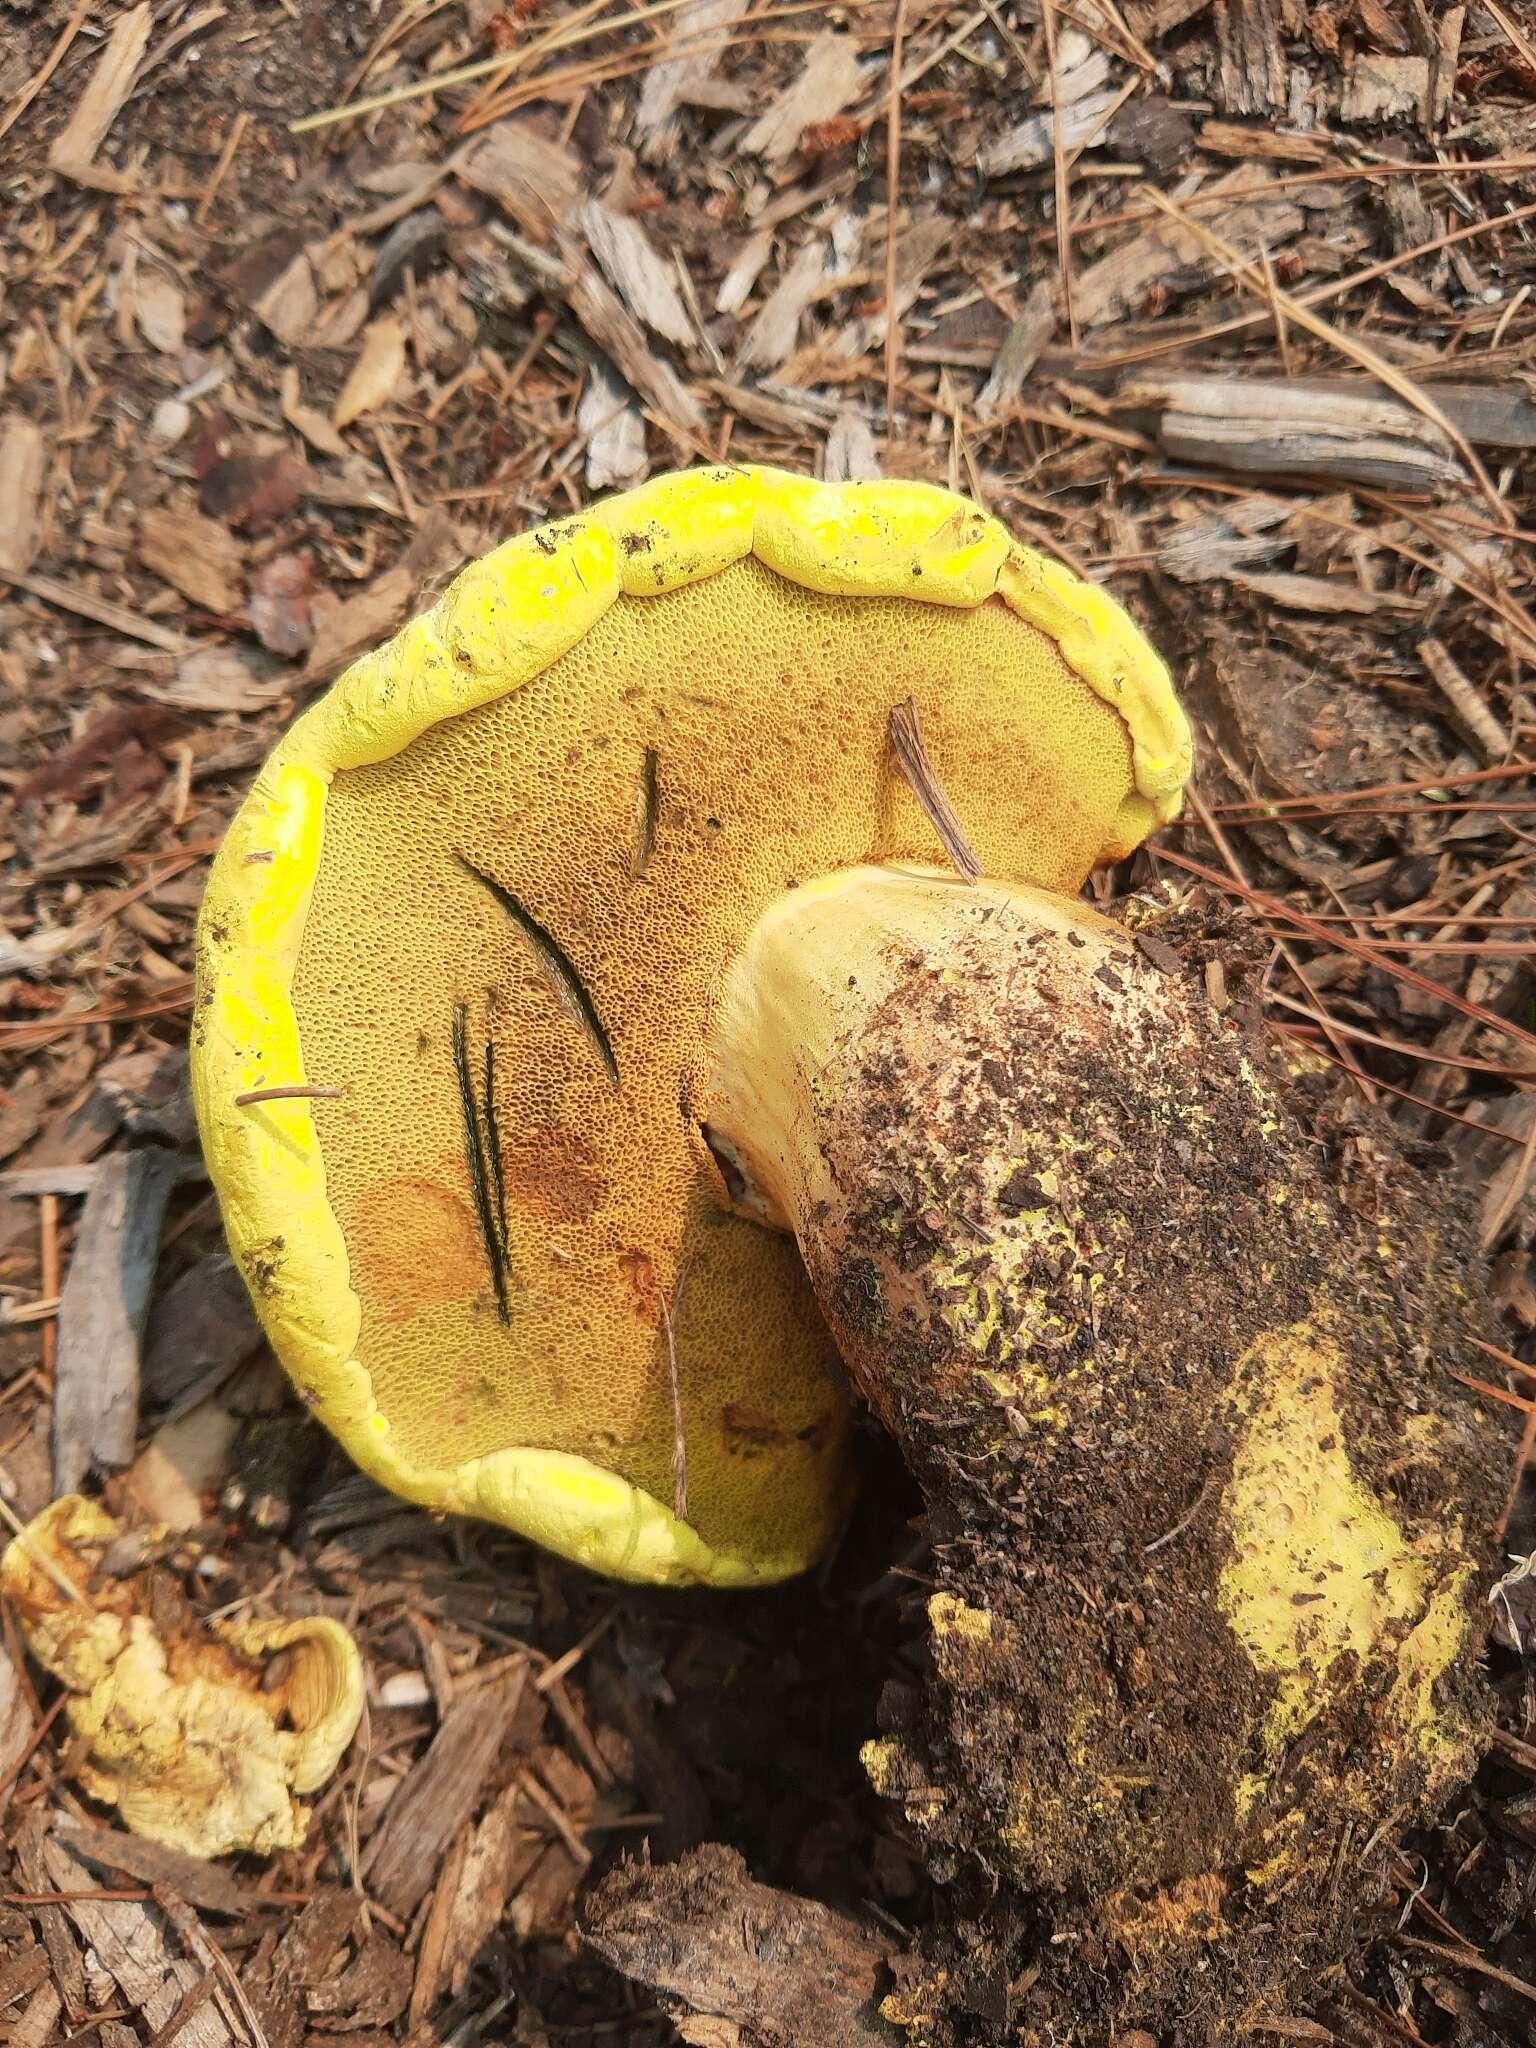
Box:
703, 864, 1492, 1992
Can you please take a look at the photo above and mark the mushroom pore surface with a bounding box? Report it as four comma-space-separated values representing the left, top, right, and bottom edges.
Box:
285, 551, 1161, 1579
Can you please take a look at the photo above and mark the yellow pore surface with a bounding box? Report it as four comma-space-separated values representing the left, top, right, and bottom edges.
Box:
198, 468, 1191, 1585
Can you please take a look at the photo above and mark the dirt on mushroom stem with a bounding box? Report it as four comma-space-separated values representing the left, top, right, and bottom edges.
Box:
703, 869, 1501, 2046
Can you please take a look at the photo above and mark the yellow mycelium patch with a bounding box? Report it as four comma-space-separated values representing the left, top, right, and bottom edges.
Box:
194, 467, 1191, 1587
1218, 1324, 1472, 1819
1220, 1329, 1423, 1747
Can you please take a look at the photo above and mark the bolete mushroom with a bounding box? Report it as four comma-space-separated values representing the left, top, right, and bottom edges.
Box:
192, 466, 1189, 1586
194, 466, 1497, 2027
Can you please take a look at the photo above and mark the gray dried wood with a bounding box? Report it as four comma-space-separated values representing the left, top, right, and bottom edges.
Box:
824, 412, 882, 482
1341, 53, 1430, 124
51, 1147, 180, 1493
1156, 496, 1291, 582
142, 1252, 265, 1412
582, 1843, 898, 2048
0, 416, 46, 577
363, 1668, 533, 1918
741, 29, 863, 163
736, 237, 831, 373
1230, 569, 1417, 616
636, 0, 747, 160
50, 1816, 263, 1919
1126, 374, 1467, 493
579, 358, 648, 491
1214, 0, 1284, 114
581, 199, 695, 348
1072, 167, 1303, 328
547, 232, 705, 433
976, 280, 1057, 417
455, 118, 582, 244
40, 1839, 235, 2048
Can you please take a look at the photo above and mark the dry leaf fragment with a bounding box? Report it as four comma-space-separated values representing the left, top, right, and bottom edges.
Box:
0, 1495, 364, 1859
333, 316, 408, 429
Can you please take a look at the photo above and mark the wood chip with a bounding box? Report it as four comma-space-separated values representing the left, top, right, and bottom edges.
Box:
716, 229, 774, 316
824, 410, 882, 481
0, 1642, 31, 1832
138, 504, 244, 614
455, 117, 581, 243
1199, 118, 1331, 162
363, 1668, 533, 1919
125, 1400, 241, 1530
1074, 167, 1303, 328
1230, 568, 1416, 616
1421, 635, 1511, 761
636, 0, 747, 160
736, 236, 831, 372
132, 265, 186, 354
47, 2, 152, 183
0, 415, 46, 578
1213, 0, 1285, 114
252, 248, 319, 347
554, 232, 706, 433
976, 279, 1058, 417
741, 28, 863, 164
581, 198, 694, 348
579, 357, 648, 490
9, 567, 193, 652
1341, 54, 1430, 123
51, 1148, 180, 1494
41, 1839, 235, 2048
583, 1843, 897, 2048
50, 1814, 265, 1919
333, 315, 408, 430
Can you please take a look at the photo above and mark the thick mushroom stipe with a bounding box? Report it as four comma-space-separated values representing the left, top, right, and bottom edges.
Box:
192, 466, 1190, 1585
703, 867, 1495, 2033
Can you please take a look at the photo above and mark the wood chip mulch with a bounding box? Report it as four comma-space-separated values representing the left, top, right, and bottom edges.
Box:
2, 2, 1536, 2042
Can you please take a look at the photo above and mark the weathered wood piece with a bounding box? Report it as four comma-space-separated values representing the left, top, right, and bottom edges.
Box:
51, 1148, 180, 1493
1124, 373, 1469, 492
362, 1669, 534, 1918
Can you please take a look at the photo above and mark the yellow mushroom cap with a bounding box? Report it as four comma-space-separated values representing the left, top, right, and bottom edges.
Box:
191, 466, 1192, 1587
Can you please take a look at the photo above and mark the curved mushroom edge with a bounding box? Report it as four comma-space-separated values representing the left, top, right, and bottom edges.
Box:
190, 464, 1193, 1588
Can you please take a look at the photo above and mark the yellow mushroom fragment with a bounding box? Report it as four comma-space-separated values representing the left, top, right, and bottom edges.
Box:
0, 1496, 363, 1858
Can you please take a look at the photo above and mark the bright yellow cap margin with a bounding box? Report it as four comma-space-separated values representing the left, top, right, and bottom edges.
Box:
191, 465, 1192, 1586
